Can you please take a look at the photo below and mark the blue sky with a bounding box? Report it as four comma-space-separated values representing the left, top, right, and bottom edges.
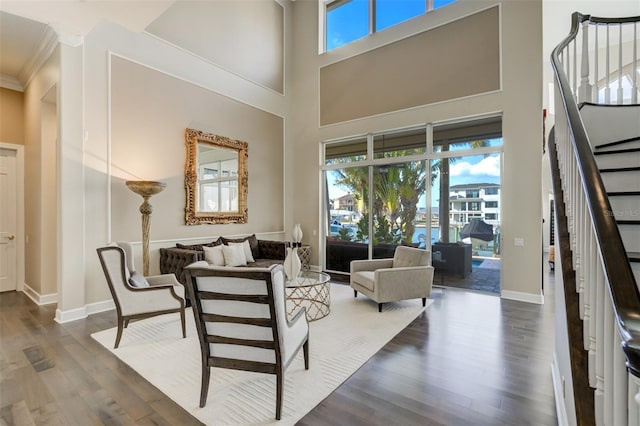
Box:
327, 0, 457, 50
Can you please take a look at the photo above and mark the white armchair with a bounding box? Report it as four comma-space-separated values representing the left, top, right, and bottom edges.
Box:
184, 263, 309, 420
350, 245, 434, 312
96, 242, 186, 348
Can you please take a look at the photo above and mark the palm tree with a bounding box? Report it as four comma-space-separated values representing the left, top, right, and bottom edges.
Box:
330, 139, 491, 244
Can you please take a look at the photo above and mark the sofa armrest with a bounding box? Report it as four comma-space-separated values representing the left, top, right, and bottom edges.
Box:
146, 273, 180, 287
350, 258, 393, 274
375, 266, 434, 301
258, 239, 287, 260
159, 247, 203, 286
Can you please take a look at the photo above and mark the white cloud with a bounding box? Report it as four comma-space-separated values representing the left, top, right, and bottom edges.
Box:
450, 156, 500, 177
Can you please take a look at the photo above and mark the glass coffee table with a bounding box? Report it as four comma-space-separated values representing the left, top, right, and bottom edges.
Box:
285, 271, 331, 321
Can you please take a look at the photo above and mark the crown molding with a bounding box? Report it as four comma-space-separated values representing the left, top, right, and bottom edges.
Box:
19, 26, 60, 90
0, 74, 24, 91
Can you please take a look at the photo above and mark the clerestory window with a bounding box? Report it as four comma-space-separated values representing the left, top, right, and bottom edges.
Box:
324, 0, 457, 52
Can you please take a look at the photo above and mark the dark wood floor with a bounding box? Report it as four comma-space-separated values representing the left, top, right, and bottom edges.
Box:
1, 271, 557, 425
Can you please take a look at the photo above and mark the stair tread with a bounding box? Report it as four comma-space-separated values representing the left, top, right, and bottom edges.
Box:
595, 135, 640, 150
600, 166, 640, 173
608, 191, 640, 196
594, 147, 640, 155
629, 251, 640, 261
618, 220, 640, 225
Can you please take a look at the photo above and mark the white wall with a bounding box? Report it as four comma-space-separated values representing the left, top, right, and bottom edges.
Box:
291, 0, 544, 301
79, 4, 294, 312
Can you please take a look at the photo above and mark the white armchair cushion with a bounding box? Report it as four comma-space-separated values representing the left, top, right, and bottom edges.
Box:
351, 271, 375, 291
272, 268, 309, 365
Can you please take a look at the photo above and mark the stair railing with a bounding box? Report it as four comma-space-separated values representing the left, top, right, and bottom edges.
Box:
551, 12, 640, 425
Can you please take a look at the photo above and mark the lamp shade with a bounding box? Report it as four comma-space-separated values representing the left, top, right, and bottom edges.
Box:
125, 180, 166, 197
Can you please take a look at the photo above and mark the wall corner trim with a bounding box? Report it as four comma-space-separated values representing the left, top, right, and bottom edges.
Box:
86, 299, 115, 316
22, 283, 57, 305
55, 306, 88, 324
501, 290, 544, 304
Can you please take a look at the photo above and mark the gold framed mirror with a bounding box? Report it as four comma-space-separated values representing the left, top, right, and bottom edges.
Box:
185, 128, 248, 225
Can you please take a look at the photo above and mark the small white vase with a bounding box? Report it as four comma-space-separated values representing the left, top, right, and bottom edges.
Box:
284, 247, 301, 280
292, 224, 303, 246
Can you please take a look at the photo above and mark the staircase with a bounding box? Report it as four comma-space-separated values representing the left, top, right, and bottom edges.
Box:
550, 12, 640, 426
580, 103, 640, 287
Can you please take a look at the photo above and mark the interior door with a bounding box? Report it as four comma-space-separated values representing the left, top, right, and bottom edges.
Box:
0, 148, 17, 292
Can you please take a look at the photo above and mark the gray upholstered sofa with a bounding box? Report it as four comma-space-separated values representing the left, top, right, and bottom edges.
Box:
159, 234, 286, 286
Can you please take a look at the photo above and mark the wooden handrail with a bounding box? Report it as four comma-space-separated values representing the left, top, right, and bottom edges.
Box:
551, 12, 640, 377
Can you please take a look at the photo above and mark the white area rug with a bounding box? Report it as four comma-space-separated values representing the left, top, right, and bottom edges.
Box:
91, 284, 430, 425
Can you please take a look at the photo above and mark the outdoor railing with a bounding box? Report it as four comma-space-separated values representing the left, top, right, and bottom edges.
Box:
551, 12, 640, 425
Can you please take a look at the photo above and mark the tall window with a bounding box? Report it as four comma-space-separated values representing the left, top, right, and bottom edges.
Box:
322, 116, 503, 273
324, 0, 457, 51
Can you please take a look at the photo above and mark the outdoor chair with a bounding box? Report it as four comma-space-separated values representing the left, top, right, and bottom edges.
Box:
350, 245, 434, 312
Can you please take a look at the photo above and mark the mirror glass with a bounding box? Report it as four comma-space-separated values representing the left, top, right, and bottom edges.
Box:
185, 128, 248, 224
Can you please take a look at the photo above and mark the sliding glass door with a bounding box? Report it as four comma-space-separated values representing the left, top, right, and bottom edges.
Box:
322, 116, 503, 279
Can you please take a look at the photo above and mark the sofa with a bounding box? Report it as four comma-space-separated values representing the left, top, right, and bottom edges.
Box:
326, 238, 419, 273
431, 242, 472, 278
159, 234, 287, 286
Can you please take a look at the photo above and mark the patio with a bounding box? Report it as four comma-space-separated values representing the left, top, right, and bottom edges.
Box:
434, 257, 501, 294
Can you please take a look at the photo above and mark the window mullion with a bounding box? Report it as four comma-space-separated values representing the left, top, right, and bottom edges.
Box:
369, 0, 375, 35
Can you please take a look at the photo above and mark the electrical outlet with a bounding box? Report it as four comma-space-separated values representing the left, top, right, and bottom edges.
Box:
514, 237, 524, 247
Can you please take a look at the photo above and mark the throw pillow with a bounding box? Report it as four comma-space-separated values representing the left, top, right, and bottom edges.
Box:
128, 271, 150, 288
221, 234, 260, 259
203, 245, 225, 266
176, 238, 223, 251
229, 241, 255, 263
222, 244, 247, 267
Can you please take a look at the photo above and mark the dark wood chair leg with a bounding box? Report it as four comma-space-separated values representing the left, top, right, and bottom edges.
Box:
275, 369, 283, 420
378, 303, 382, 313
303, 339, 309, 370
180, 308, 186, 338
422, 297, 426, 307
354, 290, 357, 298
199, 365, 210, 408
114, 317, 124, 349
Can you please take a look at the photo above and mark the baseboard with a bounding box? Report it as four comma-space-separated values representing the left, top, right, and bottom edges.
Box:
86, 299, 115, 315
501, 289, 544, 304
55, 306, 88, 324
22, 283, 57, 305
552, 353, 570, 426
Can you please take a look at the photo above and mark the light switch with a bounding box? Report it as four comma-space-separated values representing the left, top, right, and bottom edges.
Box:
514, 238, 524, 247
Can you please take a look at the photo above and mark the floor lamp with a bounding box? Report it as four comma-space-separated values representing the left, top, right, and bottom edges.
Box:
125, 180, 166, 276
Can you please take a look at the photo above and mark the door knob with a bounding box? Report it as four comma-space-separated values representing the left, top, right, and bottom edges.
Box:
6, 235, 14, 240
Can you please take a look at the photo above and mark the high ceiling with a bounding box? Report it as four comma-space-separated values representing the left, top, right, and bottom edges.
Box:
0, 1, 173, 90
1, 1, 639, 92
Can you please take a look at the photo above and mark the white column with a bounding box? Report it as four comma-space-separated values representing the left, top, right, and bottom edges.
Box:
55, 38, 87, 323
